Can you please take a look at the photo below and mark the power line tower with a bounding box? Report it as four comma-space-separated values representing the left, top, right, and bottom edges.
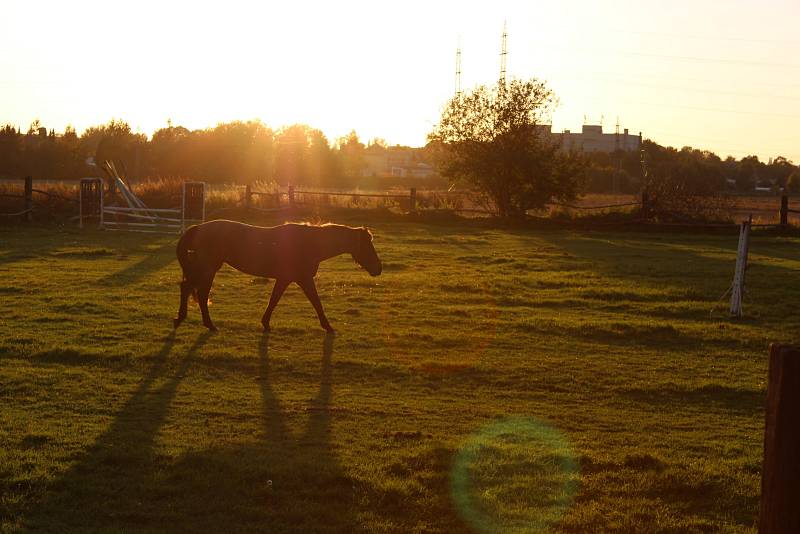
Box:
455, 39, 462, 97
499, 20, 508, 85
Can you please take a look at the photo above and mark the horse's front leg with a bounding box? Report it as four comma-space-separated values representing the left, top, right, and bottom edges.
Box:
297, 277, 333, 332
262, 278, 290, 331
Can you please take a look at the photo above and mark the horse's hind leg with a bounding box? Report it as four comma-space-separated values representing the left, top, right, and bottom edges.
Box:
173, 280, 192, 328
196, 270, 220, 331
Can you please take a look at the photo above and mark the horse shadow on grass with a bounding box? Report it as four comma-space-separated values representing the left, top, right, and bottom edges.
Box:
99, 240, 177, 286
24, 332, 359, 532
22, 330, 209, 531
149, 332, 359, 532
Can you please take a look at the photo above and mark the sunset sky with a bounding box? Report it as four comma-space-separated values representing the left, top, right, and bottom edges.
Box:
2, 0, 798, 161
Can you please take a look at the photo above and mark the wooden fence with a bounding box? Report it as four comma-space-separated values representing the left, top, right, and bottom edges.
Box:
243, 185, 647, 216
0, 176, 79, 220
243, 184, 419, 213
5, 177, 800, 229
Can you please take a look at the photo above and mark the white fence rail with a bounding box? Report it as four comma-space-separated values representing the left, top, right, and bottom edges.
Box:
80, 179, 205, 234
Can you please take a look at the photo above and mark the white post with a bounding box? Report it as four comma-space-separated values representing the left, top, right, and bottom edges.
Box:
729, 219, 751, 317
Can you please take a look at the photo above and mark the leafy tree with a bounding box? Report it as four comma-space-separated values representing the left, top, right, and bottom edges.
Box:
428, 79, 584, 217
274, 124, 336, 186
0, 125, 22, 177
764, 156, 795, 188
787, 169, 800, 194
337, 130, 366, 180
736, 156, 760, 191
80, 119, 146, 179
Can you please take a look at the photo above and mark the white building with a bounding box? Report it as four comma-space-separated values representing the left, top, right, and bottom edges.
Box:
362, 145, 437, 178
537, 124, 642, 153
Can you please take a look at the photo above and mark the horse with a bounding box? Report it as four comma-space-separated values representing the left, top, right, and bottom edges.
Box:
173, 220, 382, 332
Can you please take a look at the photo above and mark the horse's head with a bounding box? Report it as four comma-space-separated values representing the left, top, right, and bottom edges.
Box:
352, 227, 382, 276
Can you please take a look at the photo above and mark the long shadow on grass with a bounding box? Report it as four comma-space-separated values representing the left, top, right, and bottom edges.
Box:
100, 240, 177, 286
0, 229, 77, 268
23, 331, 210, 531
137, 333, 359, 532
620, 383, 765, 416
537, 232, 800, 324
251, 332, 359, 531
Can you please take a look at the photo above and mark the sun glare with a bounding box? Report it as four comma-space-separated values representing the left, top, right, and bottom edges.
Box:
2, 0, 799, 159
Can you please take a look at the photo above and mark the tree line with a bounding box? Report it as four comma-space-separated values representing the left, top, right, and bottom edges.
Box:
0, 120, 388, 188
1, 109, 797, 213
583, 143, 799, 195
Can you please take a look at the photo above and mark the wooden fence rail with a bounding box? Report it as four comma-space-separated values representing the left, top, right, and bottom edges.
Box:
242, 186, 649, 216
0, 177, 34, 221
244, 185, 421, 213
0, 176, 82, 221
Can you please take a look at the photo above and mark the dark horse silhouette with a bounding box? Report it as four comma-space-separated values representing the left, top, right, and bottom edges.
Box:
173, 220, 382, 332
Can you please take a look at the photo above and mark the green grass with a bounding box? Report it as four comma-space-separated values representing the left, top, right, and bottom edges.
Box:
2, 215, 799, 533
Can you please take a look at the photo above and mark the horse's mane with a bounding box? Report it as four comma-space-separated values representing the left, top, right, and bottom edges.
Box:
289, 221, 373, 239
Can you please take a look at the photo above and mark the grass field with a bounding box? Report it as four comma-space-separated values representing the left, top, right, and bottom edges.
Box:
2, 214, 800, 532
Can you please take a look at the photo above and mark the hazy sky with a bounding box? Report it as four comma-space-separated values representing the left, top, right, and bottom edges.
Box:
2, 0, 798, 161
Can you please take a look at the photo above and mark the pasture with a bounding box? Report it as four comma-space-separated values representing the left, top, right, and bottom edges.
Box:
1, 215, 799, 532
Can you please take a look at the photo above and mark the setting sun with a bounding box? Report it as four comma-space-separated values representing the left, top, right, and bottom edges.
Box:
3, 0, 799, 161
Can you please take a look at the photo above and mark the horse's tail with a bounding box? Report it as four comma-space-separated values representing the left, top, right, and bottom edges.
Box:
176, 225, 200, 302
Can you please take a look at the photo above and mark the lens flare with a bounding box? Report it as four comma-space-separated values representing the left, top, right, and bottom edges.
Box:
450, 417, 580, 533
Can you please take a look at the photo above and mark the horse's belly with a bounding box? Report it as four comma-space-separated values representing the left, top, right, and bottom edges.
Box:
225, 256, 278, 278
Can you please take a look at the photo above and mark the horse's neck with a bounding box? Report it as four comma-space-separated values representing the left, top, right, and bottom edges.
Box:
314, 228, 354, 262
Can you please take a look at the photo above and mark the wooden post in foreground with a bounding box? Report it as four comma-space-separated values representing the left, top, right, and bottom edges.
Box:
760, 344, 800, 533
244, 184, 252, 211
288, 184, 295, 209
779, 195, 788, 227
410, 187, 417, 213
24, 176, 32, 222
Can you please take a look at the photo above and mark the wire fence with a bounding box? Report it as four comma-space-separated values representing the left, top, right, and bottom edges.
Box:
3, 176, 800, 229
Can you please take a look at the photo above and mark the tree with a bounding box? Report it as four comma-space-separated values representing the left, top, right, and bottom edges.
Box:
274, 124, 334, 186
736, 156, 760, 191
787, 169, 800, 194
337, 130, 366, 180
428, 78, 584, 217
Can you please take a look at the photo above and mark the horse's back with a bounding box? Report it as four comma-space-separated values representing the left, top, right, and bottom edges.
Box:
185, 220, 314, 279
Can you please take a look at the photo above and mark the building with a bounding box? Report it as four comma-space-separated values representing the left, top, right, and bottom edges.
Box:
537, 124, 642, 153
362, 144, 437, 178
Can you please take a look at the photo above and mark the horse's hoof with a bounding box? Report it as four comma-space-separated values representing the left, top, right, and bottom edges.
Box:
205, 324, 218, 332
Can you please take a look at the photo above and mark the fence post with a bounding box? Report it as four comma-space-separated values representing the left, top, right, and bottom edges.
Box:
410, 187, 417, 213
760, 344, 800, 533
780, 195, 788, 227
79, 178, 102, 229
641, 188, 650, 221
245, 184, 252, 211
24, 176, 32, 222
288, 184, 295, 209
